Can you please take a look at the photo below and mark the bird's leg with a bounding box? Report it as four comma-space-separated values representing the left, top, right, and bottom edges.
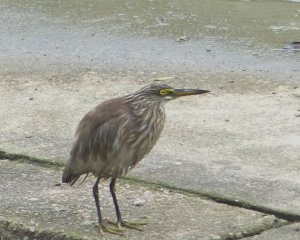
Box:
109, 177, 122, 225
109, 178, 147, 231
93, 177, 124, 236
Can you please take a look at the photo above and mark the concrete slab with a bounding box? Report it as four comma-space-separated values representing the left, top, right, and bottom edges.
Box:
244, 223, 300, 240
0, 75, 299, 219
0, 0, 300, 229
0, 160, 281, 240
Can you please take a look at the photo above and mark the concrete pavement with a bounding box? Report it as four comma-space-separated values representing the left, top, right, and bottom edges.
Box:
1, 74, 299, 217
0, 160, 288, 240
0, 0, 299, 239
0, 74, 299, 239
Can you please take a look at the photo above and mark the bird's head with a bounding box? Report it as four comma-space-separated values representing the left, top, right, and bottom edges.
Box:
135, 83, 210, 103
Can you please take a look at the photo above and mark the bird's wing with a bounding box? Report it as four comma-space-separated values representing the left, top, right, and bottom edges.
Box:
62, 97, 134, 184
70, 97, 132, 163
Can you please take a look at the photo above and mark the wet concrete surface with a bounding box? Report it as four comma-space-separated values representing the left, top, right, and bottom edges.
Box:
0, 0, 299, 80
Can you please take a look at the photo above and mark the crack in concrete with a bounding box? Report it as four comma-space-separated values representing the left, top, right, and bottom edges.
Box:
0, 216, 289, 240
123, 177, 300, 223
0, 150, 64, 168
1, 149, 300, 223
1, 150, 299, 239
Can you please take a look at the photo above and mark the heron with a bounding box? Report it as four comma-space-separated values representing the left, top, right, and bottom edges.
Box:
62, 83, 210, 235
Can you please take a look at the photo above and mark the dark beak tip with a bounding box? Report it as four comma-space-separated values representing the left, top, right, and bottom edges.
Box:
195, 89, 210, 95
202, 90, 210, 93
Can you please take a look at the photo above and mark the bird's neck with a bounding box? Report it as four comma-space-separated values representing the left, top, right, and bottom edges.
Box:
125, 94, 166, 123
133, 101, 164, 117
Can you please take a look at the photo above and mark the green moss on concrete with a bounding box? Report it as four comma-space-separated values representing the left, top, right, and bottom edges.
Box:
0, 150, 64, 169
0, 219, 82, 240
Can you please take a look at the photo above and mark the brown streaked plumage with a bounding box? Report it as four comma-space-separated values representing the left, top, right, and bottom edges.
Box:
62, 83, 210, 235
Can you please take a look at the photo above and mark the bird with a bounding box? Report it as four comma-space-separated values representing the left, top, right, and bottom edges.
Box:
62, 83, 210, 236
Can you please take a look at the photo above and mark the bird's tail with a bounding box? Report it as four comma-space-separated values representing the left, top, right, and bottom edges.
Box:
62, 161, 81, 186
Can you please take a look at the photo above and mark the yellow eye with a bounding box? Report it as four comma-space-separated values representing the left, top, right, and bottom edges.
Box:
160, 88, 174, 96
160, 90, 167, 96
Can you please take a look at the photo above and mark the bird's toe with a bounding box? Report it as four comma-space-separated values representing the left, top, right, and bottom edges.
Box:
107, 219, 148, 231
98, 223, 125, 236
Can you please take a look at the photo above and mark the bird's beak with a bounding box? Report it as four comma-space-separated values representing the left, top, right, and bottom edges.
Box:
172, 88, 210, 97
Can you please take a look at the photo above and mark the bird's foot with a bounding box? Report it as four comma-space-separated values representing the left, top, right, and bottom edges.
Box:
107, 219, 148, 231
98, 223, 125, 236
